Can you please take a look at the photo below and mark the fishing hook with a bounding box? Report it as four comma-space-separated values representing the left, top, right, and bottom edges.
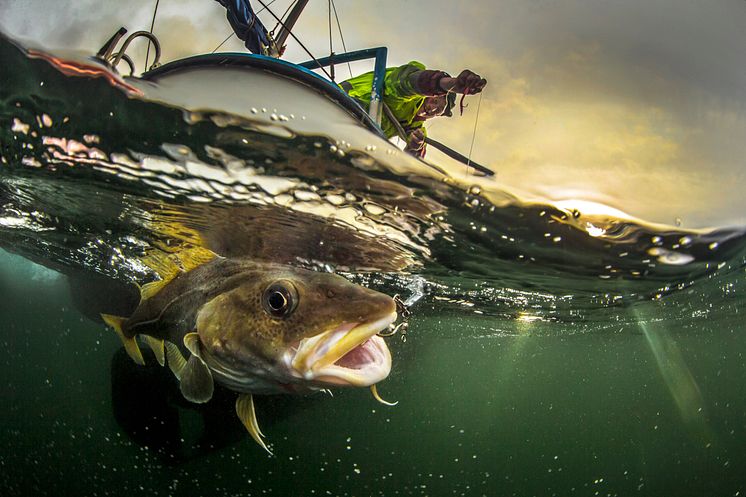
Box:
378, 294, 410, 341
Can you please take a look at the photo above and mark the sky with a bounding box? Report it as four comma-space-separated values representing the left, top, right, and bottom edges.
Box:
2, 0, 746, 228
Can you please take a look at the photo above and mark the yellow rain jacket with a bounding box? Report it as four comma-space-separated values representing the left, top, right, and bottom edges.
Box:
342, 61, 437, 139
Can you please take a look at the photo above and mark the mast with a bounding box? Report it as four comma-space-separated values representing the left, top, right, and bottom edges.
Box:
275, 0, 310, 49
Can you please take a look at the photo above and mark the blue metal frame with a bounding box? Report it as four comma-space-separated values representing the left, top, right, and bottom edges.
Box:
298, 47, 387, 126
140, 51, 386, 136
140, 47, 389, 134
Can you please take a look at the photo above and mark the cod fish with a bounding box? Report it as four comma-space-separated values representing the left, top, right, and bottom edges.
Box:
102, 255, 397, 453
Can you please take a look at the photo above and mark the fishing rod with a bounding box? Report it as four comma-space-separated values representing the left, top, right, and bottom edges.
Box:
424, 137, 494, 177
382, 103, 495, 177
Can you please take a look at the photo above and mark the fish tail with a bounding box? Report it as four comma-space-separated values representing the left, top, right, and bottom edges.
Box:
101, 313, 145, 366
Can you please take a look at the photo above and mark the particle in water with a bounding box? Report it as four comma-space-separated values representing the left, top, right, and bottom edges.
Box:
11, 118, 30, 134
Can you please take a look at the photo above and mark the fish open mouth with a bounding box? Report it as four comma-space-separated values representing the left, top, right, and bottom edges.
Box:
287, 312, 397, 387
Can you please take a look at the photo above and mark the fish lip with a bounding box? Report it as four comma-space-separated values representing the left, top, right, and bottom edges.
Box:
287, 311, 397, 386
311, 334, 392, 387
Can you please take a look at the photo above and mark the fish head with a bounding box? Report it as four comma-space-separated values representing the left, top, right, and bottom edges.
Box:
195, 265, 397, 392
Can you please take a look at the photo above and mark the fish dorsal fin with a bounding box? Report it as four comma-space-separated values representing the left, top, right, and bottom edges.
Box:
139, 279, 171, 301
179, 332, 214, 403
137, 211, 217, 300
139, 246, 216, 301
236, 394, 272, 455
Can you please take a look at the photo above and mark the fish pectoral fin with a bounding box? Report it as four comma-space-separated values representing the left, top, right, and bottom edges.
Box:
143, 336, 165, 367
183, 332, 202, 357
164, 341, 187, 380
101, 313, 144, 366
236, 394, 272, 455
179, 352, 214, 404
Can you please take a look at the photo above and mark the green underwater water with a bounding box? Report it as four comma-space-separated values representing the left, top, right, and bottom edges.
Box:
2, 248, 745, 497
2, 31, 746, 497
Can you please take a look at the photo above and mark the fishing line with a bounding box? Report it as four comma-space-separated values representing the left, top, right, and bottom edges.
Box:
212, 32, 234, 53
330, 0, 353, 78
272, 0, 297, 35
466, 91, 484, 176
254, 0, 335, 81
145, 0, 160, 71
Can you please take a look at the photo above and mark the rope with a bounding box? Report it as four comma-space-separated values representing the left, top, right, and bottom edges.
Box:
145, 0, 160, 71
254, 0, 335, 81
330, 0, 353, 79
212, 0, 281, 53
272, 0, 297, 35
466, 91, 484, 174
212, 32, 234, 53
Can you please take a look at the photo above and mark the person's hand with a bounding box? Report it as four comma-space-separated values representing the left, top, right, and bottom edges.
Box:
405, 128, 426, 157
452, 70, 487, 94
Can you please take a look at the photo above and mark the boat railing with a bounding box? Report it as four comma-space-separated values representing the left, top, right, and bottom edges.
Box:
298, 47, 387, 127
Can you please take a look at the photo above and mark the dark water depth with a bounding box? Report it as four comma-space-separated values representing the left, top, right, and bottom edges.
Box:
2, 250, 746, 497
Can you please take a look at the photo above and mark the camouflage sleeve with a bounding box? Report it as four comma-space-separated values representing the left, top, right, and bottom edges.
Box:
387, 61, 451, 97
410, 69, 451, 96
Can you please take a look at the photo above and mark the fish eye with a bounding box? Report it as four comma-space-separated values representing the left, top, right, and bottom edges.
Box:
262, 280, 298, 318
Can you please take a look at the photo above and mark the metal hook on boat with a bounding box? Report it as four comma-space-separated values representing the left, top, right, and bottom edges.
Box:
110, 31, 162, 72
97, 28, 162, 74
108, 52, 136, 76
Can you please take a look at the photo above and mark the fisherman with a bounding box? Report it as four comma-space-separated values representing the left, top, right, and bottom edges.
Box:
215, 0, 281, 57
340, 61, 487, 157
